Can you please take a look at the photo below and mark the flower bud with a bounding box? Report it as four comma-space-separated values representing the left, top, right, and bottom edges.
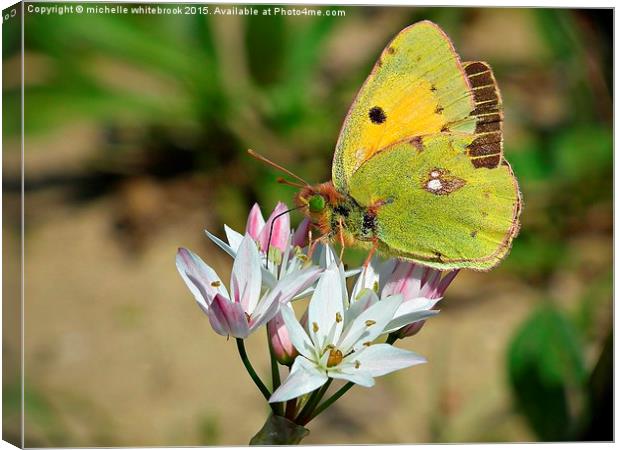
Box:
268, 310, 298, 365
397, 320, 426, 339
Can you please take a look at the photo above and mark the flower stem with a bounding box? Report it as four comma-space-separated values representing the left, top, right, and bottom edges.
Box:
285, 398, 297, 420
296, 379, 332, 425
305, 382, 354, 424
267, 330, 283, 416
386, 332, 399, 345
236, 338, 275, 412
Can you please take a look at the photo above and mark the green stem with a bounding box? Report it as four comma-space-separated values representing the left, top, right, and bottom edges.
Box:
267, 330, 283, 416
236, 338, 275, 412
296, 379, 332, 425
386, 332, 399, 345
305, 382, 354, 424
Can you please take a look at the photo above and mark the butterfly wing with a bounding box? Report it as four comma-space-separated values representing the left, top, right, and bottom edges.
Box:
332, 21, 479, 193
348, 134, 521, 271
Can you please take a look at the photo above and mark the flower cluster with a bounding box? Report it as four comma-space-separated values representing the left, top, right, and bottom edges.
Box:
175, 203, 459, 438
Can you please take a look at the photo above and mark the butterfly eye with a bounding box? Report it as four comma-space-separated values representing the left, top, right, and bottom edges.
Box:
308, 195, 326, 213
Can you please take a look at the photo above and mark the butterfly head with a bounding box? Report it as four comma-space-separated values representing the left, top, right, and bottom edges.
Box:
295, 182, 345, 236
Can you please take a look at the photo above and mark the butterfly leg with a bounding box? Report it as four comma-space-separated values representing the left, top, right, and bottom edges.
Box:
363, 238, 379, 268
338, 217, 346, 261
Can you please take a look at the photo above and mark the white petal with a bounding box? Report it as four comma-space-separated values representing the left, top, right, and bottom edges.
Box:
248, 291, 282, 332
272, 267, 322, 305
224, 225, 245, 253
329, 367, 375, 387
338, 294, 402, 354
281, 304, 316, 360
307, 263, 345, 349
176, 248, 229, 310
351, 260, 380, 300
231, 235, 262, 314
205, 230, 237, 258
344, 288, 379, 328
347, 344, 426, 377
269, 357, 328, 403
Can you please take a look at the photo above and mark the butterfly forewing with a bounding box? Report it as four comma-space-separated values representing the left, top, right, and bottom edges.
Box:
332, 21, 477, 193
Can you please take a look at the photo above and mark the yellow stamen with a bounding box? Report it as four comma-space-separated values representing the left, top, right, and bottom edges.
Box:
365, 320, 376, 327
312, 322, 319, 333
327, 348, 343, 367
211, 281, 221, 287
335, 312, 343, 323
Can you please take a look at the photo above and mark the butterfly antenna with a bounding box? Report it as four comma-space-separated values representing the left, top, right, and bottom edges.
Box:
247, 149, 310, 187
265, 205, 305, 272
276, 177, 306, 189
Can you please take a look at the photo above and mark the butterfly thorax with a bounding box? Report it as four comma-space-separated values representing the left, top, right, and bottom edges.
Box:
295, 181, 376, 244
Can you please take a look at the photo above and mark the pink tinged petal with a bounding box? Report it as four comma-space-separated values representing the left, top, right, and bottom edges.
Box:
269, 357, 328, 403
258, 202, 291, 253
339, 293, 402, 354
349, 344, 426, 377
307, 264, 345, 349
176, 248, 229, 311
268, 309, 298, 365
208, 293, 250, 338
224, 225, 245, 253
420, 269, 442, 298
291, 218, 311, 248
281, 304, 316, 360
329, 367, 375, 387
230, 235, 262, 314
245, 203, 266, 240
382, 262, 425, 300
433, 270, 460, 299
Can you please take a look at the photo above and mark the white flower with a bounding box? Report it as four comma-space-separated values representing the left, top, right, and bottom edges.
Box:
176, 234, 321, 339
269, 263, 426, 403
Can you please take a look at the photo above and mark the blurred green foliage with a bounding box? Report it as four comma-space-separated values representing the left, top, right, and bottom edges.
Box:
507, 304, 587, 440
3, 4, 612, 444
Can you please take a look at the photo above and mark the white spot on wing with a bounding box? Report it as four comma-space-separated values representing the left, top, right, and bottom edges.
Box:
427, 179, 442, 191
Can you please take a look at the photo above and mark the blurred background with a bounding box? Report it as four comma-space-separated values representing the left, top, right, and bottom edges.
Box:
2, 4, 612, 445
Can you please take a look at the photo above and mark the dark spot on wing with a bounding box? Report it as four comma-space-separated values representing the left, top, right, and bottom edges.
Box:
430, 84, 437, 92
387, 46, 396, 54
435, 105, 444, 114
410, 136, 424, 152
470, 230, 478, 238
368, 106, 387, 124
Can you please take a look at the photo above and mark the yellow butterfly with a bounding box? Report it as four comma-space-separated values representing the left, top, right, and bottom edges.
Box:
254, 20, 522, 271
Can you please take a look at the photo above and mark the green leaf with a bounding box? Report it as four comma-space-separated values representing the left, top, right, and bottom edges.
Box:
507, 303, 588, 440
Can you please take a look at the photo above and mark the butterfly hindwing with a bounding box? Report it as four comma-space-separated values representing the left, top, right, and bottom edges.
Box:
332, 21, 478, 193
347, 134, 521, 271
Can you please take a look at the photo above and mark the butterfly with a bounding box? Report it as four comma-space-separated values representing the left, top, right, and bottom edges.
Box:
252, 20, 521, 271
